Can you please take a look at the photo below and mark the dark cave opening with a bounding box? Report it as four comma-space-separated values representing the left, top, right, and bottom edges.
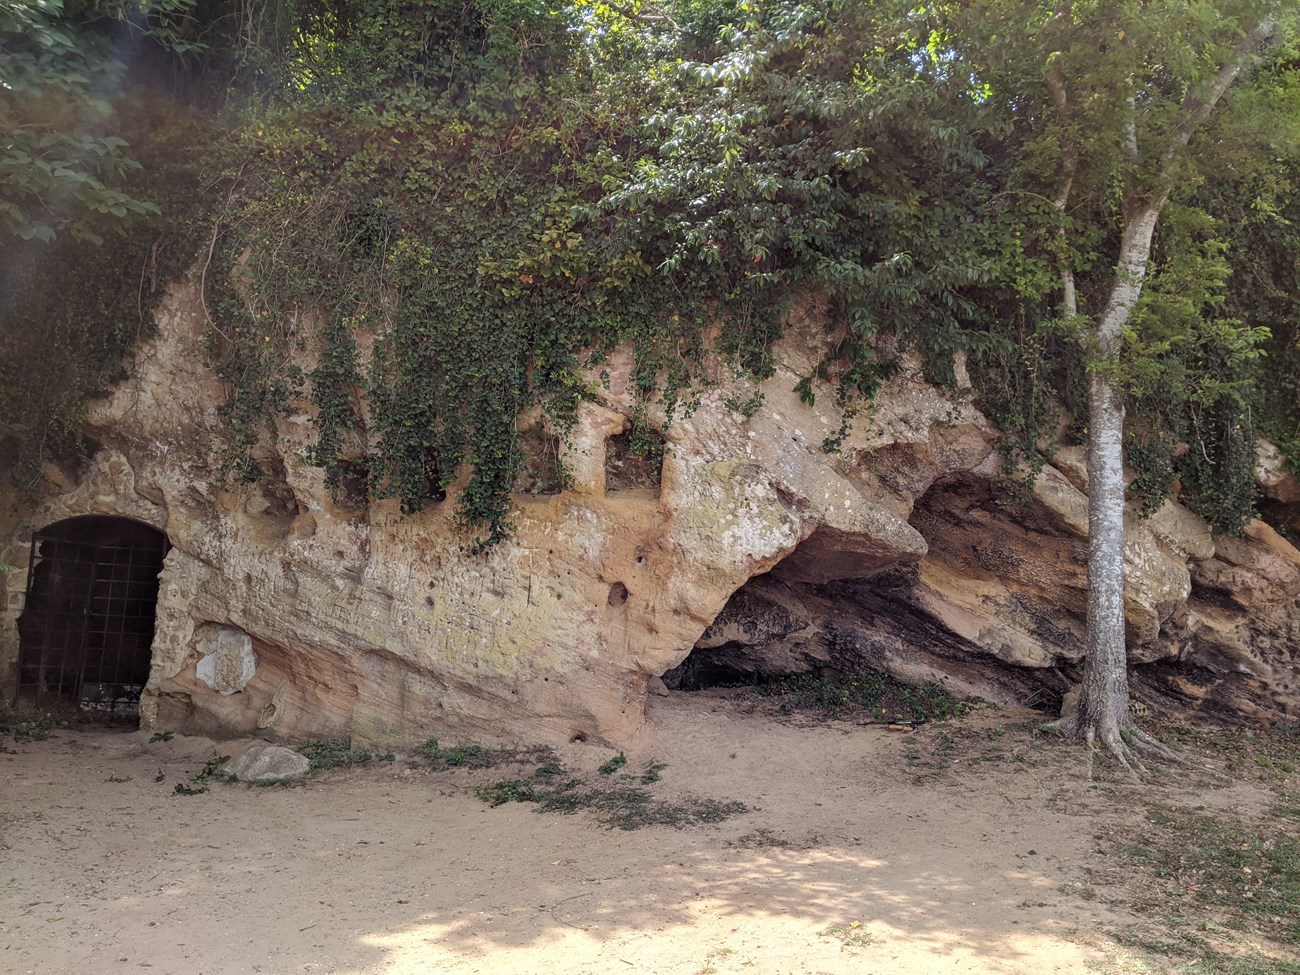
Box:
662, 473, 1077, 713
15, 515, 169, 718
662, 573, 831, 692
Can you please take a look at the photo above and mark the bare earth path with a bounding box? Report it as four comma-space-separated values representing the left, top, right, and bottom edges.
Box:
0, 693, 1276, 975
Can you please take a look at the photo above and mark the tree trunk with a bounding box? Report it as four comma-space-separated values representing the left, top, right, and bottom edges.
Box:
1042, 13, 1281, 773
1074, 368, 1133, 751
1050, 203, 1179, 771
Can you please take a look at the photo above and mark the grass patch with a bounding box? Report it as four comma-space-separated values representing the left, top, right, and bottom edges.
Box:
1102, 935, 1300, 975
597, 751, 627, 776
1159, 724, 1300, 784
1118, 804, 1300, 946
1175, 951, 1300, 975
414, 738, 552, 771
1110, 786, 1300, 974
0, 707, 62, 745
694, 948, 735, 975
416, 738, 498, 769
730, 827, 824, 850
195, 754, 234, 784
1106, 720, 1300, 975
298, 737, 395, 771
819, 920, 876, 949
477, 759, 747, 831
174, 754, 234, 795
755, 668, 974, 723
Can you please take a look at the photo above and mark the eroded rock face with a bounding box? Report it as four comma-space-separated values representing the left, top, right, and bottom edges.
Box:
689, 457, 1299, 725
0, 281, 1296, 742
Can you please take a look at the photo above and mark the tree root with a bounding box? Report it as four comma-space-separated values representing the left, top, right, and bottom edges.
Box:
1042, 704, 1226, 782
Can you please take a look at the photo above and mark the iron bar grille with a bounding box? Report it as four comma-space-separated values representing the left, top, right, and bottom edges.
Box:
17, 524, 167, 715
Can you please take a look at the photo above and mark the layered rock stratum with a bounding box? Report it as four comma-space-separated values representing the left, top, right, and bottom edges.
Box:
2, 282, 1296, 742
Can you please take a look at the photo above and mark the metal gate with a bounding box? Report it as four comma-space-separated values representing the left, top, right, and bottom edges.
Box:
16, 519, 167, 715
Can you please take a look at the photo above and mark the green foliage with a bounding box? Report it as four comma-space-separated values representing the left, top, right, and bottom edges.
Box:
199, 0, 1079, 548
0, 85, 216, 490
476, 757, 747, 831
1205, 154, 1300, 480
475, 777, 540, 805
415, 738, 500, 769
194, 753, 234, 783
596, 751, 627, 776
4, 0, 1298, 550
639, 761, 667, 784
1115, 204, 1274, 532
1179, 400, 1261, 534
0, 0, 168, 244
756, 667, 973, 723
171, 753, 234, 795
0, 707, 61, 743
603, 0, 1002, 391
297, 736, 392, 770
198, 0, 793, 547
930, 0, 1300, 532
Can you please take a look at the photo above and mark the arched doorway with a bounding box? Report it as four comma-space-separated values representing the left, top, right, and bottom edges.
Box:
16, 516, 168, 717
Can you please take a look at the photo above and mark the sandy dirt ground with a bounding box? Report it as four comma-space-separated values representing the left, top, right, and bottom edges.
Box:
0, 692, 1274, 975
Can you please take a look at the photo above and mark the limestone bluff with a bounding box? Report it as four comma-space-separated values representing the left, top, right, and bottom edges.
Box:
2, 282, 1296, 744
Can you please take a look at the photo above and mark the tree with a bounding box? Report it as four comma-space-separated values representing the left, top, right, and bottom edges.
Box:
0, 0, 171, 245
598, 0, 1298, 769
1, 0, 214, 492
943, 0, 1294, 770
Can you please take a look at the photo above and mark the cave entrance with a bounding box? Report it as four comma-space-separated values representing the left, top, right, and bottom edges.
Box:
663, 574, 829, 691
16, 516, 169, 718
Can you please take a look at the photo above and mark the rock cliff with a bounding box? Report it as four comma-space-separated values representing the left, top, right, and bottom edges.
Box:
1, 283, 1296, 742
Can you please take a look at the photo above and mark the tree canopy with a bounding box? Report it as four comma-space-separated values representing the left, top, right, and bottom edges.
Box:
2, 0, 1297, 553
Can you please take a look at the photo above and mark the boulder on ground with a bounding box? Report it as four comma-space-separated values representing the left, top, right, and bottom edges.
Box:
226, 744, 310, 783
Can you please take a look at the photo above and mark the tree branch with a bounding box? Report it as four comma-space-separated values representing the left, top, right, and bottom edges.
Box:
1045, 69, 1079, 316
600, 1, 679, 32
1045, 1, 1079, 315
1166, 15, 1280, 163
